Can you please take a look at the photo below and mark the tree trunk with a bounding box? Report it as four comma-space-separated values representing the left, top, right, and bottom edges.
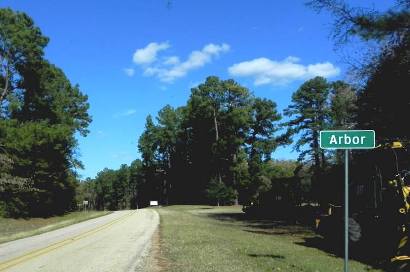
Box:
213, 108, 223, 185
312, 130, 321, 172
213, 108, 219, 142
0, 59, 10, 105
320, 149, 326, 169
163, 175, 167, 206
233, 153, 239, 205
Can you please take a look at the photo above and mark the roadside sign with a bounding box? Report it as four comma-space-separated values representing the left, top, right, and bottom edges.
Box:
320, 129, 375, 272
320, 130, 375, 149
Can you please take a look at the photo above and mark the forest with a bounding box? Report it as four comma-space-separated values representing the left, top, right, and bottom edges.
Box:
1, 0, 409, 218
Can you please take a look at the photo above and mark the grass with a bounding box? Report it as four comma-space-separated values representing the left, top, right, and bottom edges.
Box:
0, 210, 111, 244
156, 205, 382, 272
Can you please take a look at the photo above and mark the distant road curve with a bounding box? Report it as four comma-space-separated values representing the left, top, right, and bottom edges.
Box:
0, 209, 159, 272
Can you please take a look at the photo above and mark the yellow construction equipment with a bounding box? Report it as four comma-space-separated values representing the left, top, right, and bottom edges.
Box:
316, 142, 410, 270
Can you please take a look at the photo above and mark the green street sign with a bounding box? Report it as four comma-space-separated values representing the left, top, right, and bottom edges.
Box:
320, 130, 375, 149
320, 129, 375, 272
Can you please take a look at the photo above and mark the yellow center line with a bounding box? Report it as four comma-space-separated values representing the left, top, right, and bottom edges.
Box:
0, 210, 137, 271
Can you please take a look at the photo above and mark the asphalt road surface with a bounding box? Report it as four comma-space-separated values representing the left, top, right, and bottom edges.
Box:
0, 209, 159, 272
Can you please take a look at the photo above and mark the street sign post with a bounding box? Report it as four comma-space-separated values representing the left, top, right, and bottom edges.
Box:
320, 130, 375, 272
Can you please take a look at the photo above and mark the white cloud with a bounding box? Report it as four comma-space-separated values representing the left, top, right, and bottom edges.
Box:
148, 43, 230, 82
133, 42, 170, 65
114, 109, 137, 118
228, 56, 340, 86
131, 42, 230, 83
163, 56, 180, 65
123, 68, 135, 77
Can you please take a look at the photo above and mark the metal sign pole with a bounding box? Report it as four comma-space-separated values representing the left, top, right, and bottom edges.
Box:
319, 130, 375, 271
345, 149, 349, 272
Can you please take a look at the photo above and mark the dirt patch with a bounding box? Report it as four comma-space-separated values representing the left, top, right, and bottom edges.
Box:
144, 228, 170, 272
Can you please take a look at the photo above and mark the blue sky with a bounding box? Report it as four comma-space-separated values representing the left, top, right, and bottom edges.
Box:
1, 0, 394, 179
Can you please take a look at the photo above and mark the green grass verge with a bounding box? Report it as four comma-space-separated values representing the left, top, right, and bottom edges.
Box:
0, 210, 111, 244
157, 205, 382, 272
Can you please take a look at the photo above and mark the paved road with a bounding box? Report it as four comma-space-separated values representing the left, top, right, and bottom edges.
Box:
0, 209, 159, 272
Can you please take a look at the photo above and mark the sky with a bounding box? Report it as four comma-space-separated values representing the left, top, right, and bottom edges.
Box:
1, 0, 395, 179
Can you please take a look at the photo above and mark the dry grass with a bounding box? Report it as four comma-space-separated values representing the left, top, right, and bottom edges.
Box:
0, 210, 111, 244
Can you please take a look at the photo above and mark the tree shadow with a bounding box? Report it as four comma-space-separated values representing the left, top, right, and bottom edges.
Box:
207, 210, 385, 271
208, 212, 245, 221
244, 229, 311, 236
296, 237, 387, 271
248, 254, 285, 259
208, 212, 312, 236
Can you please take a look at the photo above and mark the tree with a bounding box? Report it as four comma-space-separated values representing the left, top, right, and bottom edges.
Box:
330, 81, 357, 164
76, 178, 96, 210
0, 9, 91, 217
0, 8, 49, 216
1, 63, 91, 216
206, 178, 237, 206
138, 115, 163, 205
307, 0, 409, 46
155, 105, 183, 204
0, 8, 48, 113
128, 159, 144, 208
112, 164, 129, 210
356, 35, 410, 143
284, 76, 331, 203
284, 76, 330, 171
87, 160, 145, 211
94, 168, 115, 210
243, 98, 282, 203
308, 0, 410, 144
0, 152, 34, 216
264, 160, 302, 207
330, 81, 357, 130
186, 77, 252, 204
